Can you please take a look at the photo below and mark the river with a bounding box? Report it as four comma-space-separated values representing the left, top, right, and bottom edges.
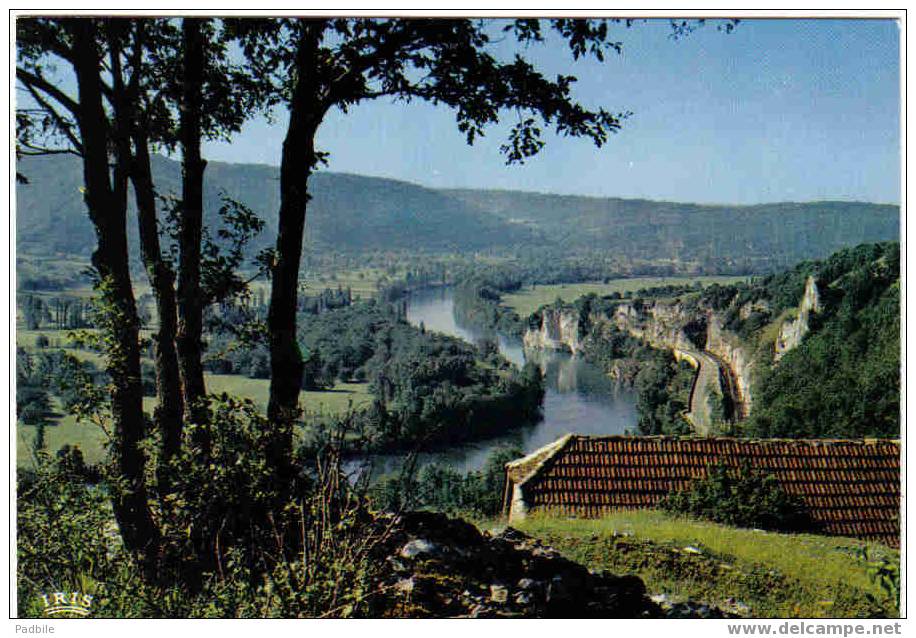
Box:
362, 287, 637, 474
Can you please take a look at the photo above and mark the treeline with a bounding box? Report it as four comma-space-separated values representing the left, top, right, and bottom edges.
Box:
208, 297, 545, 451
203, 286, 355, 378
370, 445, 522, 518
16, 348, 107, 455
19, 295, 94, 330
293, 301, 544, 450
452, 282, 525, 337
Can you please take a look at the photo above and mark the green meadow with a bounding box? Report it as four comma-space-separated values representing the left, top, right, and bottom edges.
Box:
501, 276, 747, 317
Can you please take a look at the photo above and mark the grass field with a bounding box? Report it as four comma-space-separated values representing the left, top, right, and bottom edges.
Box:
16, 366, 371, 467
517, 510, 899, 618
205, 374, 371, 416
16, 396, 158, 467
247, 267, 393, 302
501, 276, 748, 317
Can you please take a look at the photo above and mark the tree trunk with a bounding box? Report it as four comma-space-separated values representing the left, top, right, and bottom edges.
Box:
130, 133, 184, 492
69, 18, 160, 562
266, 23, 327, 474
176, 17, 209, 443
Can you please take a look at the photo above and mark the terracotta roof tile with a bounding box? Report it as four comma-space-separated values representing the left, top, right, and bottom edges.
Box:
507, 435, 900, 547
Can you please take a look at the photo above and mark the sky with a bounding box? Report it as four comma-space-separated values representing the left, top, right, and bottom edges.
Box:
176, 20, 895, 205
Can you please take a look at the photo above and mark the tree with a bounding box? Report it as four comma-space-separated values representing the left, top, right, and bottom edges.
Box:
16, 15, 734, 580
16, 16, 265, 566
17, 17, 162, 563
228, 18, 731, 475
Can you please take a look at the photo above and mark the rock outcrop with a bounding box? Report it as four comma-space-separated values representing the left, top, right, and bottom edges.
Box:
378, 511, 662, 618
520, 293, 772, 431
611, 300, 698, 353
518, 275, 825, 432
774, 276, 820, 361
523, 307, 583, 354
611, 300, 740, 432
705, 313, 754, 420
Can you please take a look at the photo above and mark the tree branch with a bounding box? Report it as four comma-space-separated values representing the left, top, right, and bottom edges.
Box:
20, 81, 83, 153
17, 140, 82, 157
15, 67, 80, 115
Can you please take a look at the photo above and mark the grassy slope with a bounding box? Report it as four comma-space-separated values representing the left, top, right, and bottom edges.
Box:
501, 276, 747, 317
516, 510, 899, 618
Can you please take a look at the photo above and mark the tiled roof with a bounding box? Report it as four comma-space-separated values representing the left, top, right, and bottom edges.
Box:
505, 435, 900, 547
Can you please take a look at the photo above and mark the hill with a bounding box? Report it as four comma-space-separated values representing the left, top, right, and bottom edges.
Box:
446, 188, 899, 270
16, 155, 899, 272
732, 242, 901, 438
15, 154, 539, 261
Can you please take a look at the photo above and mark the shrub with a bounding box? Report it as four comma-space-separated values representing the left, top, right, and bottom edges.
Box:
858, 547, 900, 614
369, 443, 523, 518
17, 453, 162, 617
17, 401, 391, 618
660, 462, 813, 533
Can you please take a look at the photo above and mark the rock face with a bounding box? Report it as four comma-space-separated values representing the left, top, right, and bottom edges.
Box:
611, 301, 698, 353
774, 276, 820, 361
378, 511, 661, 618
705, 313, 754, 420
518, 277, 823, 430
523, 307, 583, 354
612, 300, 741, 431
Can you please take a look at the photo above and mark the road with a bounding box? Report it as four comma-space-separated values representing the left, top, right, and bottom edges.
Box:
680, 347, 741, 435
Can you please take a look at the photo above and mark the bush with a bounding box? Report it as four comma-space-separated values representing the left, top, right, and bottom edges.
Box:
17, 453, 163, 617
17, 401, 391, 618
660, 462, 813, 533
369, 444, 523, 518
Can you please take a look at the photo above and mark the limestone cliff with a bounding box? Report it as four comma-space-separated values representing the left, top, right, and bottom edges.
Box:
611, 300, 698, 353
774, 276, 820, 361
521, 295, 757, 432
705, 313, 754, 419
523, 307, 583, 354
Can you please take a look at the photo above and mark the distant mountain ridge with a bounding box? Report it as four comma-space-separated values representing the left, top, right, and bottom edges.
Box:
16, 154, 538, 259
16, 154, 899, 270
443, 188, 899, 269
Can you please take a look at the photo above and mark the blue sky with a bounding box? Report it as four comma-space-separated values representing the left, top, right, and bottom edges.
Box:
207, 18, 897, 205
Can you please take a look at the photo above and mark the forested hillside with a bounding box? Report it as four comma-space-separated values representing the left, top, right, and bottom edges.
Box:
15, 154, 539, 259
687, 242, 900, 438
17, 154, 898, 272
742, 243, 900, 438
447, 189, 899, 271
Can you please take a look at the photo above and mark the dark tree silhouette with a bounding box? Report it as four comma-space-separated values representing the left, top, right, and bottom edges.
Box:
230, 18, 629, 474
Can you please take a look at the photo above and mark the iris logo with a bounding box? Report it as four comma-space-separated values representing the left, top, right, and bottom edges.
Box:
40, 592, 93, 617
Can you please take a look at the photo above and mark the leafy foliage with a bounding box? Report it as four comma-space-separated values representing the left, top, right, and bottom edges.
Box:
858, 547, 900, 612
370, 444, 523, 518
633, 353, 695, 435
16, 411, 390, 618
660, 462, 813, 533
17, 453, 161, 617
293, 301, 543, 449
747, 243, 900, 438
